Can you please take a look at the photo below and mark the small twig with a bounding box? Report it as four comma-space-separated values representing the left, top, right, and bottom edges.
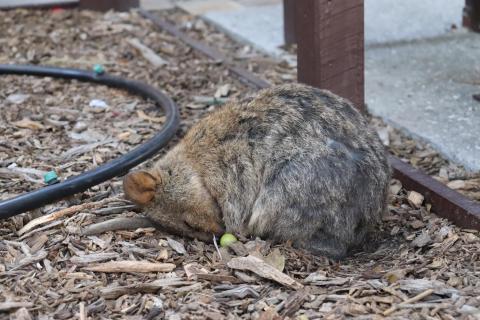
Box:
396, 302, 451, 310
382, 286, 409, 301
3, 240, 31, 256
100, 278, 191, 299
383, 289, 434, 316
93, 204, 136, 215
0, 302, 33, 312
7, 250, 48, 272
192, 96, 228, 105
84, 260, 176, 273
18, 220, 63, 241
127, 38, 168, 67
431, 303, 449, 316
79, 302, 86, 320
213, 234, 222, 260
81, 217, 154, 236
17, 198, 118, 236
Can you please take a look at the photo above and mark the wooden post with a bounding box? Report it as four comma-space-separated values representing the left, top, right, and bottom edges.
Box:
79, 0, 139, 11
283, 0, 296, 45
296, 0, 365, 112
463, 0, 480, 32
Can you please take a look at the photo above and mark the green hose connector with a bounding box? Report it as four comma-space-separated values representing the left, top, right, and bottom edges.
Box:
44, 171, 59, 185
93, 64, 105, 75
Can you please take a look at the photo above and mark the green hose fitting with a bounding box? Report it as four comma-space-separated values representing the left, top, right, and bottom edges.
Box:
44, 171, 59, 185
93, 64, 105, 75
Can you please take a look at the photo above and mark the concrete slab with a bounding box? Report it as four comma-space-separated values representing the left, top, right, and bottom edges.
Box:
366, 32, 480, 171
140, 0, 175, 10
203, 4, 284, 57
177, 0, 242, 15
365, 0, 464, 45
236, 0, 280, 7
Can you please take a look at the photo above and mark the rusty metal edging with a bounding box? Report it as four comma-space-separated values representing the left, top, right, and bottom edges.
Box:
139, 9, 480, 230
389, 156, 480, 230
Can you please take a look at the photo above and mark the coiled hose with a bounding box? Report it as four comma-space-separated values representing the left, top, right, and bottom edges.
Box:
0, 64, 180, 219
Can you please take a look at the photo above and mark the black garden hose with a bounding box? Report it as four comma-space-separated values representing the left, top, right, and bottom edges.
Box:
0, 64, 180, 219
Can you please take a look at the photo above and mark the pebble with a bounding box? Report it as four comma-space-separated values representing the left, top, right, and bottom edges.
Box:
30, 113, 44, 121
88, 99, 108, 112
7, 93, 30, 104
73, 121, 88, 133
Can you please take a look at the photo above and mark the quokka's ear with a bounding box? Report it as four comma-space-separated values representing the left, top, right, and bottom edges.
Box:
123, 171, 159, 205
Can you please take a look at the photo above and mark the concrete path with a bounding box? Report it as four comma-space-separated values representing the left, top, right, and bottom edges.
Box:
365, 0, 464, 45
366, 33, 480, 170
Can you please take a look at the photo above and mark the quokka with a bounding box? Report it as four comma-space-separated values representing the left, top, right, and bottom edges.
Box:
123, 83, 390, 259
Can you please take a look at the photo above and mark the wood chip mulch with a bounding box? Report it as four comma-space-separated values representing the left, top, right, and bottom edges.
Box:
0, 8, 479, 320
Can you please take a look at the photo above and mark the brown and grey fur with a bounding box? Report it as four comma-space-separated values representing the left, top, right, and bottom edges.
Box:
123, 83, 391, 259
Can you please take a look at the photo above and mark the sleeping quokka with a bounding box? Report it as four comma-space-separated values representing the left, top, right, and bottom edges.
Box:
123, 83, 390, 259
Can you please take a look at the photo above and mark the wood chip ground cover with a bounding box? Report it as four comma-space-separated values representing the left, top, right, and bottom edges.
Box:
0, 8, 479, 320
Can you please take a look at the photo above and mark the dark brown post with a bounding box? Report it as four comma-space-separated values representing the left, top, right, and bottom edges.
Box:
296, 0, 365, 112
463, 0, 480, 32
79, 0, 139, 11
283, 0, 296, 45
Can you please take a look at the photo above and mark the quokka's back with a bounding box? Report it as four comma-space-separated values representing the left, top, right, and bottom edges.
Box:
124, 83, 391, 259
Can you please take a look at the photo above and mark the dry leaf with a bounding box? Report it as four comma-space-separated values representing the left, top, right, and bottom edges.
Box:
376, 126, 390, 146
137, 110, 166, 123
214, 84, 231, 98
183, 262, 208, 280
409, 219, 425, 229
384, 269, 410, 284
304, 271, 328, 283
158, 248, 169, 260
389, 179, 402, 195
264, 248, 285, 272
12, 118, 44, 130
167, 238, 186, 254
428, 257, 444, 269
13, 307, 32, 320
411, 232, 432, 248
446, 180, 466, 190
407, 191, 424, 208
227, 255, 303, 289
